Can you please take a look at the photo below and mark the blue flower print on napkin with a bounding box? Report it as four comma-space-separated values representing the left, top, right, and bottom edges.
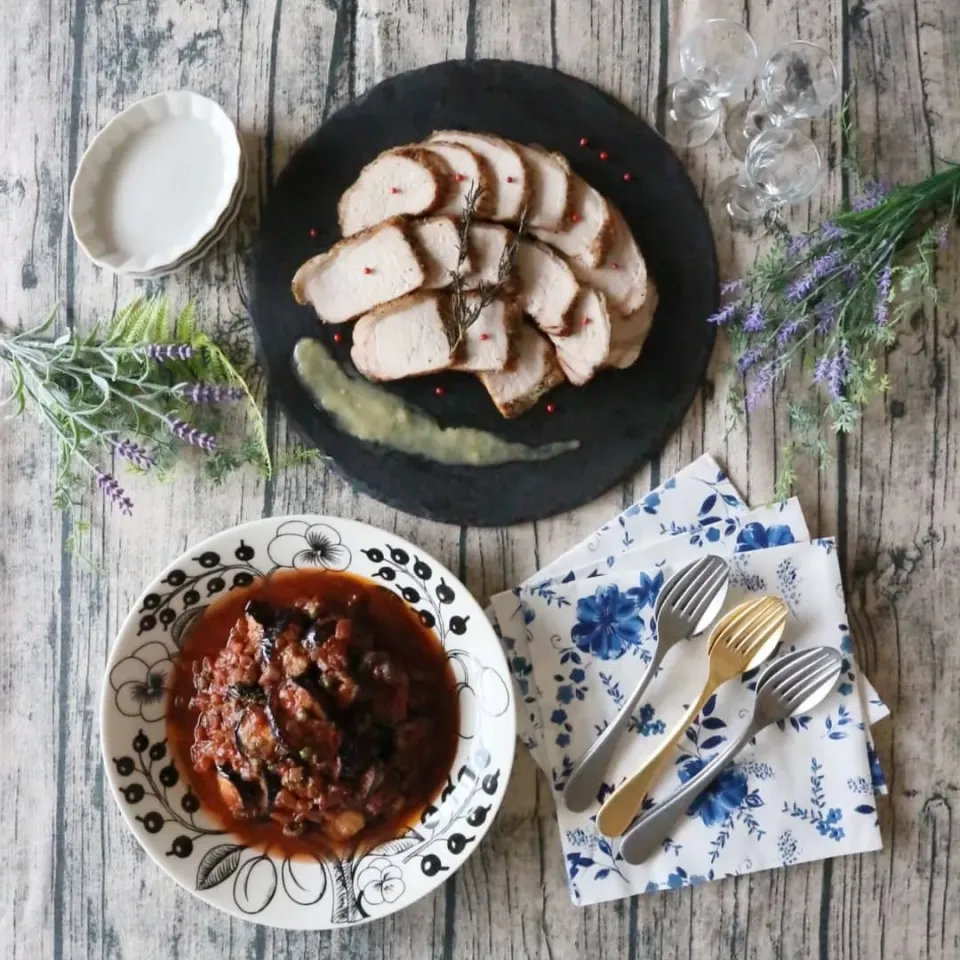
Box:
735, 522, 796, 553
680, 758, 750, 827
625, 569, 664, 611
571, 583, 642, 659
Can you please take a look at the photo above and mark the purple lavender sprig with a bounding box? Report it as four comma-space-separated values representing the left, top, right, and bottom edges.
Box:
112, 438, 156, 470
95, 469, 134, 515
142, 343, 193, 362
169, 418, 218, 452
707, 302, 740, 326
175, 383, 246, 404
874, 264, 894, 326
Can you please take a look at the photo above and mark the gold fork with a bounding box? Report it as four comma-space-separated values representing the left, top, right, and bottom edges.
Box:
595, 596, 788, 837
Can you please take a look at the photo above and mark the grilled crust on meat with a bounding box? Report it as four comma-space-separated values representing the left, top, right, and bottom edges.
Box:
430, 130, 533, 223
510, 142, 573, 231
291, 218, 427, 323
420, 141, 498, 220
478, 324, 566, 418
337, 147, 454, 236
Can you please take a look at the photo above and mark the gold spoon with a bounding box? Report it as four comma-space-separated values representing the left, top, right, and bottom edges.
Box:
595, 596, 788, 837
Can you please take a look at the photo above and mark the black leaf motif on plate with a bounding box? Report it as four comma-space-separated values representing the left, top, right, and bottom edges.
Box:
196, 843, 246, 890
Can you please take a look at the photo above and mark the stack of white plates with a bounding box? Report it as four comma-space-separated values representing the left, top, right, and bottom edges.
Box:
69, 91, 244, 278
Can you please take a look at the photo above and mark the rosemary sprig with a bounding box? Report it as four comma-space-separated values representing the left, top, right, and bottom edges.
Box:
0, 297, 271, 514
445, 182, 528, 350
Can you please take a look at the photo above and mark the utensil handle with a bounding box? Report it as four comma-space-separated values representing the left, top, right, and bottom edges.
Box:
562, 649, 664, 813
618, 721, 759, 864
595, 678, 716, 837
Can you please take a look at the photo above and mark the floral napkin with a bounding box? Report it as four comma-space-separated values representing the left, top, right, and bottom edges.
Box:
520, 539, 884, 904
489, 455, 888, 769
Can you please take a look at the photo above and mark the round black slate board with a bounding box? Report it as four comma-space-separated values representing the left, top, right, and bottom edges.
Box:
250, 59, 718, 527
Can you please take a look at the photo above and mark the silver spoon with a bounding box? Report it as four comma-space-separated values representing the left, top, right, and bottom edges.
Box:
562, 555, 730, 813
619, 645, 843, 864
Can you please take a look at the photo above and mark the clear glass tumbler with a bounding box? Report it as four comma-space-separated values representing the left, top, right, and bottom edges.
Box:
660, 19, 759, 149
723, 41, 840, 160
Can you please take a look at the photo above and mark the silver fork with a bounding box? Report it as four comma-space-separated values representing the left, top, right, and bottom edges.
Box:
619, 645, 844, 863
562, 555, 730, 813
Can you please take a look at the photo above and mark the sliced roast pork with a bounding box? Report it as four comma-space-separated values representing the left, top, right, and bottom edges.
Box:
513, 143, 571, 230
463, 222, 513, 289
351, 292, 459, 381
478, 323, 566, 418
410, 216, 471, 289
515, 238, 580, 336
338, 147, 452, 237
550, 288, 614, 386
429, 131, 530, 222
452, 297, 521, 372
421, 141, 497, 219
606, 280, 658, 370
571, 208, 648, 315
292, 219, 426, 324
532, 174, 614, 268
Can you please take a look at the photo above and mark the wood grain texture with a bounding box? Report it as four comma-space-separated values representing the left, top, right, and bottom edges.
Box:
0, 0, 957, 956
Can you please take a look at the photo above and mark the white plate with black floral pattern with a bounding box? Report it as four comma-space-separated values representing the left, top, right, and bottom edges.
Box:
100, 516, 515, 929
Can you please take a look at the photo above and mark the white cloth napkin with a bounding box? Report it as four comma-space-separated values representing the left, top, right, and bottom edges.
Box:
518, 538, 884, 904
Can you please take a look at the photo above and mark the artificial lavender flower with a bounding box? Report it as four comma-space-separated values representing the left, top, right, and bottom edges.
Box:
937, 223, 950, 249
812, 355, 832, 383
143, 343, 193, 362
112, 438, 156, 470
785, 233, 812, 258
175, 383, 245, 404
814, 298, 841, 333
743, 303, 765, 332
169, 417, 218, 452
737, 346, 763, 374
776, 318, 804, 347
95, 468, 134, 515
721, 279, 745, 296
745, 363, 777, 411
852, 179, 891, 212
821, 222, 846, 242
874, 264, 894, 326
826, 344, 850, 399
786, 250, 844, 302
707, 302, 740, 325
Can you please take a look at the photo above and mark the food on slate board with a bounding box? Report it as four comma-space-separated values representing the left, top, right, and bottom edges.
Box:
168, 570, 459, 851
292, 131, 654, 417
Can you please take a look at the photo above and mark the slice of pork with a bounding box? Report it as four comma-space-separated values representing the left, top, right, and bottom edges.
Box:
421, 141, 497, 220
462, 222, 513, 289
515, 238, 580, 337
351, 292, 459, 381
452, 297, 521, 373
549, 288, 614, 386
338, 147, 453, 237
410, 216, 471, 289
478, 323, 566, 418
606, 280, 658, 370
512, 144, 572, 230
429, 131, 530, 222
571, 208, 648, 314
531, 174, 615, 268
292, 219, 425, 325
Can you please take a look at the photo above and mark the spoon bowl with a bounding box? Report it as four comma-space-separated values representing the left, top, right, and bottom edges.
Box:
619, 645, 843, 863
595, 595, 787, 837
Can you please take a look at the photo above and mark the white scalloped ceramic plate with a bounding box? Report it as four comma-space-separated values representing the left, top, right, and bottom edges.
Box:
99, 516, 515, 929
124, 147, 247, 280
70, 91, 242, 274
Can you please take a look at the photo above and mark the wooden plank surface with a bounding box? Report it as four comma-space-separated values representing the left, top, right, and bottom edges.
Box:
0, 0, 958, 957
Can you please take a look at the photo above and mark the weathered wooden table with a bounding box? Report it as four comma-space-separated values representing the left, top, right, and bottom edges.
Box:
2, 1, 957, 957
